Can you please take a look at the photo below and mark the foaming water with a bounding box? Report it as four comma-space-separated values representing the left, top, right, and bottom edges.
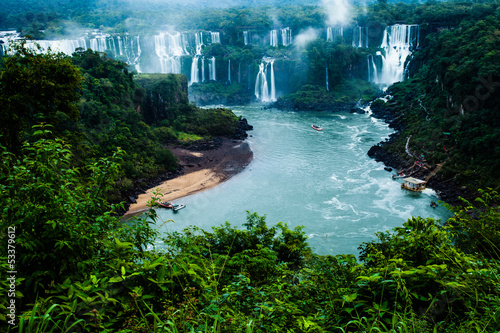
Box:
154, 105, 452, 256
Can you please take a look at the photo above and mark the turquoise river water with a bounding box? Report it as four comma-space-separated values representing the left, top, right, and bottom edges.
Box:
153, 104, 451, 256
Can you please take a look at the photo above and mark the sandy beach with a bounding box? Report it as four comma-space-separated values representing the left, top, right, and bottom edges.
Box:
124, 138, 253, 217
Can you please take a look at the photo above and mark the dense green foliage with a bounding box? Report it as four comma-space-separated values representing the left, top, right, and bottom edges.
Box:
0, 42, 82, 151
373, 10, 500, 194
0, 44, 242, 204
1, 1, 500, 331
1, 136, 499, 331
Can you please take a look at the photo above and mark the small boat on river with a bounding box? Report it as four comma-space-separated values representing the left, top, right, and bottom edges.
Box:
311, 124, 323, 131
159, 202, 186, 211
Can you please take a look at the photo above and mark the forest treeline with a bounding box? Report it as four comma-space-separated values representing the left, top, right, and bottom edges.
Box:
0, 42, 243, 207
0, 1, 499, 331
371, 7, 500, 197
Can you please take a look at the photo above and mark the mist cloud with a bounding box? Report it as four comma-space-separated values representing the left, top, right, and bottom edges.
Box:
322, 0, 352, 26
294, 28, 321, 48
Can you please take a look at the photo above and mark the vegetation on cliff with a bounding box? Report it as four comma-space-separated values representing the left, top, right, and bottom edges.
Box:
1, 136, 499, 331
370, 11, 500, 198
0, 43, 243, 205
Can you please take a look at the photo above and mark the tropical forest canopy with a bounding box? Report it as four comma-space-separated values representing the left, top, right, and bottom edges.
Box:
0, 0, 499, 331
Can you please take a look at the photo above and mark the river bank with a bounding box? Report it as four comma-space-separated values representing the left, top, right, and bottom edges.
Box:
123, 137, 253, 217
367, 99, 473, 206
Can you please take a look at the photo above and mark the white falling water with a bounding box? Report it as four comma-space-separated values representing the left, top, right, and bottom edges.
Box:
281, 28, 292, 46
228, 59, 231, 83
326, 63, 329, 91
209, 57, 216, 81
243, 31, 249, 45
368, 54, 379, 83
270, 30, 278, 47
190, 57, 199, 85
189, 32, 204, 85
254, 58, 277, 102
202, 57, 206, 82
210, 32, 220, 44
376, 24, 419, 86
270, 60, 276, 100
255, 63, 269, 101
327, 27, 343, 42
154, 32, 188, 74
352, 26, 365, 48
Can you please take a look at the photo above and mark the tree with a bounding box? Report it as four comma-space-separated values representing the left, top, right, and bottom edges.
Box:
0, 40, 82, 151
0, 126, 123, 301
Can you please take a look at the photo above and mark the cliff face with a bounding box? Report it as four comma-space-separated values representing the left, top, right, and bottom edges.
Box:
134, 74, 190, 125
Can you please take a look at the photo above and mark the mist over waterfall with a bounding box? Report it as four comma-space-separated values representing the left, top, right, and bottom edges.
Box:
254, 58, 276, 102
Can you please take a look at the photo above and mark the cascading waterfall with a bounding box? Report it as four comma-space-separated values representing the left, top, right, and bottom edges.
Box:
326, 62, 329, 91
190, 57, 199, 85
352, 26, 366, 48
155, 32, 188, 74
189, 32, 204, 85
209, 57, 216, 81
270, 30, 278, 47
202, 57, 206, 82
210, 32, 220, 44
254, 57, 276, 102
243, 31, 249, 45
255, 62, 269, 101
376, 24, 419, 86
228, 59, 231, 83
327, 27, 343, 42
270, 60, 276, 100
281, 28, 292, 46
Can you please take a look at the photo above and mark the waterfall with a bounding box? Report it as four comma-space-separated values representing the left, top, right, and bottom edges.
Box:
270, 30, 278, 47
352, 26, 366, 48
202, 57, 205, 82
327, 27, 343, 42
228, 59, 231, 84
254, 63, 269, 101
255, 57, 277, 102
190, 56, 199, 85
210, 32, 220, 44
194, 32, 203, 55
326, 63, 329, 91
376, 24, 419, 86
243, 31, 249, 45
270, 60, 276, 101
189, 32, 204, 85
209, 57, 216, 81
154, 32, 188, 74
281, 28, 292, 46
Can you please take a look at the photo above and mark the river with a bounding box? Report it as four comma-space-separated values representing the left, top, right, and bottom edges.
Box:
154, 104, 451, 256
